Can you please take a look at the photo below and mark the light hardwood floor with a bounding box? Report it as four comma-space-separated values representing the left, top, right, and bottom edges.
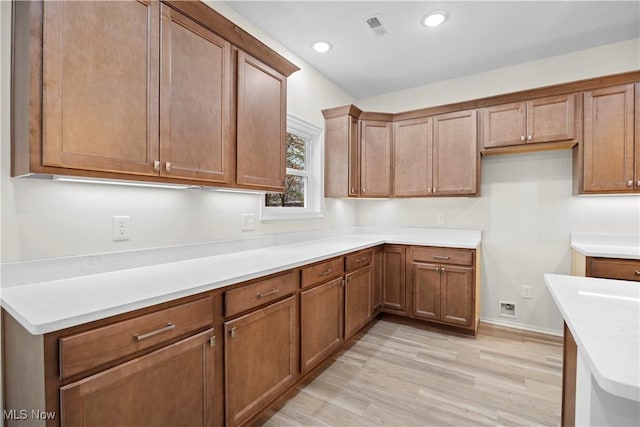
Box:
259, 317, 563, 426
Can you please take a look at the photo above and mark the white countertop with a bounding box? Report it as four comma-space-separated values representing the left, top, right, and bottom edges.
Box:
1, 228, 480, 335
545, 273, 640, 402
571, 233, 640, 260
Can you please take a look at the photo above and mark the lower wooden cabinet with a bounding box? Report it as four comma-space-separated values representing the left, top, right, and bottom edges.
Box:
60, 329, 216, 427
372, 246, 384, 312
586, 257, 640, 282
345, 265, 372, 340
300, 277, 344, 373
382, 246, 407, 314
224, 296, 298, 426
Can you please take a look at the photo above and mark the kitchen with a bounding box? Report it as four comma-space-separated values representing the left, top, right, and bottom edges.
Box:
1, 1, 639, 426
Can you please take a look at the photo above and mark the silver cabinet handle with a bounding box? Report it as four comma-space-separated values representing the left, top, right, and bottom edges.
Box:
637, 180, 640, 187
527, 135, 532, 141
153, 160, 160, 172
319, 269, 333, 276
133, 322, 175, 341
362, 188, 366, 193
440, 266, 445, 273
166, 162, 172, 172
340, 279, 345, 287
351, 187, 355, 193
209, 336, 216, 348
229, 327, 236, 338
256, 288, 279, 298
428, 188, 432, 193
520, 136, 525, 142
635, 271, 640, 276
432, 255, 450, 260
433, 188, 437, 193
628, 180, 633, 188
356, 257, 367, 263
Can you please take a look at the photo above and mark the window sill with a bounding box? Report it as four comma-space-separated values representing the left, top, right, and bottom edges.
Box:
260, 210, 324, 222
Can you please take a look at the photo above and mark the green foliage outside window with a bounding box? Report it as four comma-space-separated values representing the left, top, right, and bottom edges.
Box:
265, 133, 307, 207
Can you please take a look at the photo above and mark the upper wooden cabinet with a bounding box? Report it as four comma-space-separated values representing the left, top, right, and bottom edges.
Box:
360, 120, 393, 197
236, 52, 287, 191
12, 1, 298, 190
393, 117, 433, 197
159, 5, 231, 183
41, 1, 160, 176
481, 94, 577, 151
433, 109, 478, 196
576, 84, 637, 194
324, 107, 360, 198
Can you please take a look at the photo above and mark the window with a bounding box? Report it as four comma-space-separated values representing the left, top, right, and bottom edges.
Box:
261, 114, 323, 220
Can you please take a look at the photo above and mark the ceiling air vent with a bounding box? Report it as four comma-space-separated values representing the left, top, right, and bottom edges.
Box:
364, 14, 391, 36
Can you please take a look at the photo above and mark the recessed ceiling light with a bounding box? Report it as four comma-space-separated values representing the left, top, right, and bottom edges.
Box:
312, 41, 332, 53
422, 10, 448, 27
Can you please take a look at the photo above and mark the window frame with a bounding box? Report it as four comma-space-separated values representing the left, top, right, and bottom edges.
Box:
260, 114, 324, 221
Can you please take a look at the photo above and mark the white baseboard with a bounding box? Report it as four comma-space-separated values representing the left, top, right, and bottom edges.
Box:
480, 317, 563, 337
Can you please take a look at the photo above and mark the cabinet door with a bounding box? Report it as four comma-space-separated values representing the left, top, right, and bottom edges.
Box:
440, 265, 474, 326
372, 246, 384, 312
42, 1, 159, 175
348, 116, 361, 197
300, 278, 344, 374
411, 262, 441, 321
526, 94, 576, 144
225, 296, 297, 426
60, 329, 216, 427
383, 246, 407, 313
583, 84, 635, 192
236, 51, 287, 190
345, 266, 372, 340
636, 83, 640, 190
324, 114, 358, 198
433, 109, 478, 196
159, 5, 231, 182
360, 120, 392, 197
393, 117, 433, 197
481, 102, 526, 149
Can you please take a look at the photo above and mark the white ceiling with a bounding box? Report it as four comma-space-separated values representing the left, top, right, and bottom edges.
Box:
226, 1, 640, 99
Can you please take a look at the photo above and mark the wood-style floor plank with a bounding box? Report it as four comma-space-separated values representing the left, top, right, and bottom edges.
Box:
260, 319, 562, 426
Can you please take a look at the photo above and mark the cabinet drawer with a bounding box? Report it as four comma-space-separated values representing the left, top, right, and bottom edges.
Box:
301, 258, 344, 289
412, 247, 474, 266
59, 297, 213, 380
587, 258, 640, 282
346, 249, 373, 272
225, 270, 298, 317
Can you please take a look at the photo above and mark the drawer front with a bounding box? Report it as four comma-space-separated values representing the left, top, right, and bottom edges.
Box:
225, 270, 298, 317
587, 258, 640, 282
301, 257, 344, 289
345, 249, 373, 272
412, 247, 474, 266
60, 297, 214, 380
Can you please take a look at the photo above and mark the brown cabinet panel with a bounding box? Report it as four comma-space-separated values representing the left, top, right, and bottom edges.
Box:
412, 247, 474, 266
412, 262, 440, 320
348, 116, 361, 197
225, 271, 298, 318
360, 120, 392, 197
61, 329, 216, 427
324, 113, 359, 197
562, 323, 577, 427
383, 246, 407, 313
481, 102, 526, 149
526, 94, 576, 144
433, 109, 478, 196
393, 117, 433, 196
586, 257, 640, 282
636, 83, 640, 190
440, 265, 474, 326
159, 5, 231, 182
300, 278, 344, 373
345, 266, 372, 340
301, 257, 344, 289
345, 249, 373, 272
60, 297, 213, 380
582, 84, 635, 192
225, 296, 297, 426
372, 246, 384, 312
236, 51, 287, 190
42, 1, 159, 175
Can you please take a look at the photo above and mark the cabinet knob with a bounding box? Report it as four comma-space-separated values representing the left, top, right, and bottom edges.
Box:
628, 180, 633, 188
153, 160, 160, 172
527, 135, 532, 142
229, 327, 236, 338
637, 180, 640, 188
440, 266, 445, 273
351, 187, 355, 193
362, 188, 366, 193
520, 136, 525, 142
166, 162, 172, 173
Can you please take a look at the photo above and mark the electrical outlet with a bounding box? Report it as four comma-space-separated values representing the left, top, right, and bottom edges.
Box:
499, 301, 516, 318
241, 213, 255, 231
112, 216, 130, 241
437, 213, 446, 225
522, 285, 532, 299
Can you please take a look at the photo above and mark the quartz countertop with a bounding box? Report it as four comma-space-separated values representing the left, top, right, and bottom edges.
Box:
1, 228, 481, 335
571, 233, 640, 260
545, 273, 640, 402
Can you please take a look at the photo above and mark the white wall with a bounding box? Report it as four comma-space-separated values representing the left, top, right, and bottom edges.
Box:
0, 1, 356, 263
354, 38, 640, 334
